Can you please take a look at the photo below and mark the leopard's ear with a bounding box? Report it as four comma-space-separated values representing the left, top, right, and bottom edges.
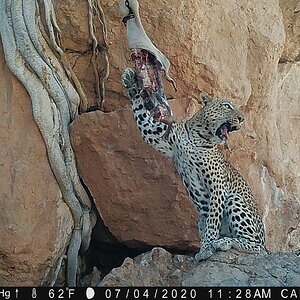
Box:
199, 92, 213, 106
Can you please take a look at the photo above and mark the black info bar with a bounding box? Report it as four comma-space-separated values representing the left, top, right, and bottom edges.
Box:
0, 287, 299, 300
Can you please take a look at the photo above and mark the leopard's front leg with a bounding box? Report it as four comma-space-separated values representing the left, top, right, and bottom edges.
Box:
121, 68, 174, 158
195, 181, 227, 261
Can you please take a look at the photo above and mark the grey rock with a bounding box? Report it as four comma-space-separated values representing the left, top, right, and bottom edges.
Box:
182, 250, 300, 286
99, 247, 300, 286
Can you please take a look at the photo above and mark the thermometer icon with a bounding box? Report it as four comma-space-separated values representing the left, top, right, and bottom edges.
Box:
32, 288, 37, 299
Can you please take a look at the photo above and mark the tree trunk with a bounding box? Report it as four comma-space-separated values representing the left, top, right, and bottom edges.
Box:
0, 0, 108, 286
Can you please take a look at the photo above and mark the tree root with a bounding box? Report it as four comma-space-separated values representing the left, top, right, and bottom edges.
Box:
0, 0, 98, 286
39, 0, 90, 113
50, 255, 67, 287
87, 0, 110, 110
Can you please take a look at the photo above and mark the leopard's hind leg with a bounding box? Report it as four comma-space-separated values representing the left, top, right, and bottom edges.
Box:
213, 194, 265, 253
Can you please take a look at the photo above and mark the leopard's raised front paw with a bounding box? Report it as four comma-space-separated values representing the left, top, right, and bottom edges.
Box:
195, 245, 214, 261
121, 68, 136, 88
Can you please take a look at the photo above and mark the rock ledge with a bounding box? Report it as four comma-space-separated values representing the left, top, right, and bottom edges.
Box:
99, 247, 300, 287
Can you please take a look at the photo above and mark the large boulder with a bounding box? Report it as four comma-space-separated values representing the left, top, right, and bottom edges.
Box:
70, 99, 200, 251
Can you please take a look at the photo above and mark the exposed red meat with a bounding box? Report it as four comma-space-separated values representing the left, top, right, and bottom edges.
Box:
131, 48, 174, 128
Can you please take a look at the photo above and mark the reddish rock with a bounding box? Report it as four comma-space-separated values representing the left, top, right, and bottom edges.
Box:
0, 44, 73, 286
1, 0, 300, 287
70, 99, 200, 251
97, 0, 299, 253
69, 0, 300, 254
52, 0, 300, 256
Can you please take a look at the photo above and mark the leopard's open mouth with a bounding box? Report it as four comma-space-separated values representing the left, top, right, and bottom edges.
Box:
215, 122, 239, 143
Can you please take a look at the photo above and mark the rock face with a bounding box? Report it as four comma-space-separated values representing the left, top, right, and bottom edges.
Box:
182, 251, 300, 287
1, 0, 300, 286
69, 0, 299, 253
99, 247, 300, 287
0, 44, 73, 285
279, 0, 300, 62
70, 99, 200, 251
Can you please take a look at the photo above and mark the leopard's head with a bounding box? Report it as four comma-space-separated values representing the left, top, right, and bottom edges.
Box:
188, 93, 244, 145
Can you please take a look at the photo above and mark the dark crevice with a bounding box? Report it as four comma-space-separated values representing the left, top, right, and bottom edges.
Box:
65, 43, 107, 56
278, 57, 290, 64
84, 105, 101, 113
78, 179, 144, 281
278, 54, 300, 64
78, 179, 196, 284
85, 216, 144, 279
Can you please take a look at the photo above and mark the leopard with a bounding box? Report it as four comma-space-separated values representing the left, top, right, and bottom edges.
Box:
121, 67, 265, 261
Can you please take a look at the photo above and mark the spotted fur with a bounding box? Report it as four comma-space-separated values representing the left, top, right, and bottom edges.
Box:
121, 68, 265, 260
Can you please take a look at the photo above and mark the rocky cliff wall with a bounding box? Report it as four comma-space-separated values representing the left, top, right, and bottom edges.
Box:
0, 43, 73, 285
70, 0, 299, 253
0, 0, 299, 285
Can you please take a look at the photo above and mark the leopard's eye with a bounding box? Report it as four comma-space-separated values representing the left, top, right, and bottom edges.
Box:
222, 102, 233, 110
